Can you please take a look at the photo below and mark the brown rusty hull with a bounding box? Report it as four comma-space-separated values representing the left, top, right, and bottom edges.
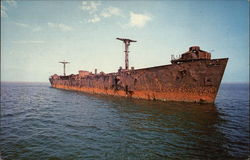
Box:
50, 58, 228, 103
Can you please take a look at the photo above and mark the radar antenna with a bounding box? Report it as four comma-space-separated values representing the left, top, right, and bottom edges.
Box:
116, 38, 137, 70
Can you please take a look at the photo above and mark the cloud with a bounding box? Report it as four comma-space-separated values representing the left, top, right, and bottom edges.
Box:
14, 22, 42, 32
129, 12, 151, 28
48, 22, 73, 31
100, 7, 121, 18
1, 4, 8, 17
14, 22, 30, 28
12, 40, 45, 44
79, 2, 122, 24
6, 0, 17, 7
80, 1, 100, 14
32, 27, 42, 32
88, 15, 100, 23
1, 0, 17, 17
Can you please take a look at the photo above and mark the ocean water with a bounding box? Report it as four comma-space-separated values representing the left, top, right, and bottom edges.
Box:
0, 82, 249, 159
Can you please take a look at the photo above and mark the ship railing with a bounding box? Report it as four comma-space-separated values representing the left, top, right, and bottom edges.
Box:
171, 54, 181, 60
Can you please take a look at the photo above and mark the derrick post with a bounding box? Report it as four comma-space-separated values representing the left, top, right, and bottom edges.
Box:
117, 38, 137, 70
59, 61, 70, 76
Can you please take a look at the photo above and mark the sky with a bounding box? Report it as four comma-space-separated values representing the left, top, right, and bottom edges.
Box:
1, 0, 249, 83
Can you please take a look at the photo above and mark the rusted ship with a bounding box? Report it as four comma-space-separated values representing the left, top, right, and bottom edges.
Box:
49, 38, 228, 103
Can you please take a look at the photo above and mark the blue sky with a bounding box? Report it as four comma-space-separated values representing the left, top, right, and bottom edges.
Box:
1, 0, 249, 83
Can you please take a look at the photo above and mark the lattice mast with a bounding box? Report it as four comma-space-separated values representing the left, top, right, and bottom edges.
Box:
116, 38, 137, 70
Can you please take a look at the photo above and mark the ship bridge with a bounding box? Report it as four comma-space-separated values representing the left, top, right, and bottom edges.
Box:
171, 46, 211, 64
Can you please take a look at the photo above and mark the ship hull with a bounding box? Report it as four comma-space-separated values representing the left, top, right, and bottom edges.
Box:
50, 58, 228, 103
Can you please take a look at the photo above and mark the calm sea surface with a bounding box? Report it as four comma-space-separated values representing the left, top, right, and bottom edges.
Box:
0, 82, 249, 159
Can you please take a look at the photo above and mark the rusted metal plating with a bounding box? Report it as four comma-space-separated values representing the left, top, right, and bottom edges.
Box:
50, 42, 228, 103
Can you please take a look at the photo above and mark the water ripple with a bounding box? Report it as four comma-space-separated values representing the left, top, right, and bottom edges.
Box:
0, 83, 249, 159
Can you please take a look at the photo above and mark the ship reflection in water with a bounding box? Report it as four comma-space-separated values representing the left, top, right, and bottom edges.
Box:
83, 93, 234, 159
1, 83, 249, 159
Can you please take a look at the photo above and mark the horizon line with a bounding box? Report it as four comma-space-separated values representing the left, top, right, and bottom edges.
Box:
1, 81, 249, 84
